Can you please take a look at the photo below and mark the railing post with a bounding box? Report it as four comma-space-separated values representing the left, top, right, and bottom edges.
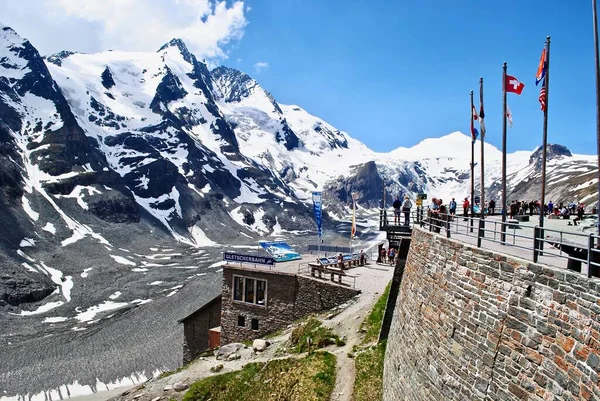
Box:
446, 214, 451, 238
477, 219, 484, 247
587, 233, 594, 278
470, 210, 474, 233
533, 226, 539, 263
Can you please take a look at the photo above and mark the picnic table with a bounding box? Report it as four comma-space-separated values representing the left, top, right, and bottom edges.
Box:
307, 254, 362, 284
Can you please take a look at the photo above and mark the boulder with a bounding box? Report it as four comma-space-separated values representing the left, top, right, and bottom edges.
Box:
252, 339, 270, 352
173, 382, 189, 392
215, 343, 245, 360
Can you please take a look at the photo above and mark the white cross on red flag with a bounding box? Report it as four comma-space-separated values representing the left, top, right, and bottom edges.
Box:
505, 75, 525, 95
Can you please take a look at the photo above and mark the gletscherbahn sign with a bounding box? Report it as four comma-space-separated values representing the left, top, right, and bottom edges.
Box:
223, 252, 275, 266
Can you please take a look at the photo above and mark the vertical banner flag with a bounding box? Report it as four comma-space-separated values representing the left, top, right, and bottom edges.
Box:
351, 193, 357, 239
479, 100, 486, 138
471, 105, 479, 143
505, 75, 525, 95
536, 44, 548, 111
312, 192, 322, 238
506, 104, 513, 128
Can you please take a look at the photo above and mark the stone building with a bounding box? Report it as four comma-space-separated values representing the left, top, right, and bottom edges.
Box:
179, 261, 360, 363
179, 295, 221, 364
220, 263, 360, 345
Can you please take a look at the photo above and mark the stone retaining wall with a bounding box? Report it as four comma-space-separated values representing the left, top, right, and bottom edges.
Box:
383, 227, 600, 401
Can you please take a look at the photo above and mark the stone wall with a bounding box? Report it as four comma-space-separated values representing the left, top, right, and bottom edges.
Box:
182, 296, 221, 364
221, 265, 360, 344
383, 227, 600, 401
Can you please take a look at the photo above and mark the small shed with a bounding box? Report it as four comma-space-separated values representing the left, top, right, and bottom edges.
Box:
179, 294, 222, 364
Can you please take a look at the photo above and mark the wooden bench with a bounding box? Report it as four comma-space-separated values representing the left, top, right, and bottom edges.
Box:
308, 263, 354, 285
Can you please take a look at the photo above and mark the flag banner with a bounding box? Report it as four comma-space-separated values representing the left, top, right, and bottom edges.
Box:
351, 193, 357, 239
259, 241, 302, 262
536, 47, 547, 86
539, 86, 547, 111
471, 105, 478, 142
505, 75, 525, 95
506, 104, 513, 128
479, 103, 486, 138
312, 191, 322, 238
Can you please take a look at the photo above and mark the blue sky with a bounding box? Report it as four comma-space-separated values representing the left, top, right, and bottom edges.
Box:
230, 0, 598, 154
3, 0, 598, 155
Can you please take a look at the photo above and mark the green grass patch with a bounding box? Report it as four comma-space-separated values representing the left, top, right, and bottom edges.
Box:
360, 280, 392, 344
182, 352, 337, 401
289, 317, 342, 353
353, 341, 387, 401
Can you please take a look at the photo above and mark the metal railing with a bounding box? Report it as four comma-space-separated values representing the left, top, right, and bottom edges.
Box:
418, 210, 600, 278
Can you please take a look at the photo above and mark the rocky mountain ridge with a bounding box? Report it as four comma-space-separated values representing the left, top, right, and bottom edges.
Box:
1, 24, 598, 313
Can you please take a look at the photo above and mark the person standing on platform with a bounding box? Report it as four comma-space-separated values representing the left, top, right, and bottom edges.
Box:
462, 197, 470, 221
392, 196, 401, 225
402, 195, 412, 226
449, 198, 457, 220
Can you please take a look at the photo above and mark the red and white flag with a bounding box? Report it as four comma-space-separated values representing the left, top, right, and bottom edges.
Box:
506, 104, 513, 128
505, 75, 525, 95
539, 87, 547, 111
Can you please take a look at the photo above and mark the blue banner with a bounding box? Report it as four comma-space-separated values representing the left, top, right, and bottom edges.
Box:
312, 191, 323, 238
223, 252, 275, 266
258, 241, 302, 262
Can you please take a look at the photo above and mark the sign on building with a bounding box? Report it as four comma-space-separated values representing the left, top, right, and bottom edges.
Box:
223, 252, 275, 266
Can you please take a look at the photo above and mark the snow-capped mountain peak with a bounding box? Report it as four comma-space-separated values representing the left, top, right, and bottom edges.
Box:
157, 38, 194, 64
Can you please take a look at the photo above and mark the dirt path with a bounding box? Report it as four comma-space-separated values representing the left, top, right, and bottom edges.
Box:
325, 262, 394, 401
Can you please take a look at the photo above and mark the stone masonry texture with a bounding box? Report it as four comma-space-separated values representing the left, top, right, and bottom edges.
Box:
383, 227, 600, 401
182, 296, 221, 364
221, 265, 360, 344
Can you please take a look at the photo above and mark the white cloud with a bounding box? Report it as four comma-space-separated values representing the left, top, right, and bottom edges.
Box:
2, 0, 247, 62
254, 61, 269, 73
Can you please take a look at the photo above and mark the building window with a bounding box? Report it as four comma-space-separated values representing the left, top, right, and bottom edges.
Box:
251, 318, 259, 331
245, 278, 255, 304
232, 275, 267, 307
237, 315, 245, 327
233, 277, 244, 301
256, 280, 266, 305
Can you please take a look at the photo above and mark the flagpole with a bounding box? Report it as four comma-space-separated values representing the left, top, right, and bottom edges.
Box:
593, 0, 600, 238
540, 37, 551, 238
479, 77, 486, 224
501, 62, 508, 243
470, 90, 475, 233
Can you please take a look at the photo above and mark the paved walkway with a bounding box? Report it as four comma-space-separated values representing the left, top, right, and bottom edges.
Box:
426, 215, 598, 271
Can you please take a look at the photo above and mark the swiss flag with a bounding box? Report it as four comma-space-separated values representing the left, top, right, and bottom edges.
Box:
505, 75, 525, 95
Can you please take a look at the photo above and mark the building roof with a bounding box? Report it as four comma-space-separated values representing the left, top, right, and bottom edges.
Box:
178, 294, 222, 324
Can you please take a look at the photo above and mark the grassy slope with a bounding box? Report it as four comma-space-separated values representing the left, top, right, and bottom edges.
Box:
353, 280, 392, 401
360, 280, 391, 343
182, 352, 336, 401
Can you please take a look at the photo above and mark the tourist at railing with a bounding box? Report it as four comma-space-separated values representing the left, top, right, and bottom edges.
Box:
462, 198, 470, 221
392, 196, 401, 225
402, 195, 412, 226
449, 198, 457, 219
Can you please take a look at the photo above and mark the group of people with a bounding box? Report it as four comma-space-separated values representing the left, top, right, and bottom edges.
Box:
379, 246, 398, 266
392, 195, 413, 225
389, 193, 591, 228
